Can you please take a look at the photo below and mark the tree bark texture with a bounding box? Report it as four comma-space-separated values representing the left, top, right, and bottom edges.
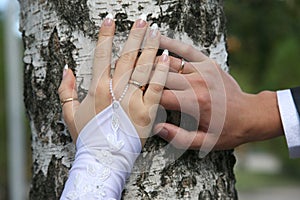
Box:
19, 0, 237, 199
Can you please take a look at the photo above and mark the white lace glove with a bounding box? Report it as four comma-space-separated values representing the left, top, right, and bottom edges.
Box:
60, 103, 141, 199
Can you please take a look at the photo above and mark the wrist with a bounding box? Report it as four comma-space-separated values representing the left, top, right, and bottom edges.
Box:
243, 91, 284, 143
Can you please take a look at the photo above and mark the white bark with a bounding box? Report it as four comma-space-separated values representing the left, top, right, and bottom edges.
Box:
19, 0, 236, 199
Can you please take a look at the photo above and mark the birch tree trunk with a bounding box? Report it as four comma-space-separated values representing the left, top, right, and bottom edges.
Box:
19, 0, 237, 199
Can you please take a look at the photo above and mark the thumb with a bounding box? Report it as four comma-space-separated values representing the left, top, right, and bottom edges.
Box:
58, 65, 80, 140
154, 123, 204, 150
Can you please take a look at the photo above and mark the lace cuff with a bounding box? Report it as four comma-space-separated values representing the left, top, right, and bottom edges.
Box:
60, 102, 142, 199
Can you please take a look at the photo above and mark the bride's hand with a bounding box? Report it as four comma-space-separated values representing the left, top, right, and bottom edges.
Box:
58, 14, 169, 146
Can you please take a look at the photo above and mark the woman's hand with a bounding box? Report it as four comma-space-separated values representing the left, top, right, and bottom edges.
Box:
58, 15, 169, 147
155, 36, 283, 152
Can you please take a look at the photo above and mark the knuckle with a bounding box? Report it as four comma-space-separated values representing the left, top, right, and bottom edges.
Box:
58, 84, 63, 95
137, 49, 157, 64
142, 48, 157, 57
130, 29, 144, 41
119, 52, 136, 64
197, 78, 206, 85
197, 93, 210, 105
99, 30, 113, 37
58, 84, 69, 99
156, 62, 169, 73
94, 45, 109, 59
135, 63, 151, 74
150, 83, 164, 94
183, 44, 194, 54
137, 112, 151, 126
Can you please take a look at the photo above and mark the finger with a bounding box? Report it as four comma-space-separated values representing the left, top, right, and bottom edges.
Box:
160, 90, 181, 111
144, 49, 170, 105
130, 23, 160, 88
58, 66, 80, 141
113, 14, 148, 87
169, 56, 195, 74
160, 89, 200, 120
160, 35, 208, 62
165, 72, 189, 90
90, 14, 115, 91
154, 123, 205, 149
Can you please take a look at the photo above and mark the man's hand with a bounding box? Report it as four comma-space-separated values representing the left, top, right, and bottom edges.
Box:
154, 36, 283, 152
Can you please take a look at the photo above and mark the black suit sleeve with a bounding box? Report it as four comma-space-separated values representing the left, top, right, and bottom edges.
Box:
291, 87, 300, 117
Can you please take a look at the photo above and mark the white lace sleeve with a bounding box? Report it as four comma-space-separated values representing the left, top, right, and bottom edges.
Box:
60, 101, 142, 200
277, 90, 300, 158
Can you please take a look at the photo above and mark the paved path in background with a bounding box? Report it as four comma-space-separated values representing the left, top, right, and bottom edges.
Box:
238, 186, 300, 200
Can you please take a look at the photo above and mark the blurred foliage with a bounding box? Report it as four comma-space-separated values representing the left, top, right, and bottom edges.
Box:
225, 0, 300, 179
0, 16, 8, 198
226, 0, 300, 91
0, 13, 31, 199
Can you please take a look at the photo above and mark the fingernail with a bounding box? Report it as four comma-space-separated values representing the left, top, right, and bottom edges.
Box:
150, 23, 158, 38
158, 128, 168, 138
162, 49, 169, 62
136, 13, 147, 28
63, 64, 68, 78
104, 13, 114, 26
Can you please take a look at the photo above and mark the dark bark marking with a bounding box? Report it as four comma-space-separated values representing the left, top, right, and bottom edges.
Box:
115, 12, 134, 33
30, 156, 69, 199
150, 0, 226, 47
24, 27, 76, 144
49, 0, 98, 38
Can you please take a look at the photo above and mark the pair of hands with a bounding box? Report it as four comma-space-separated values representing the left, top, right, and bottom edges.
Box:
58, 15, 283, 152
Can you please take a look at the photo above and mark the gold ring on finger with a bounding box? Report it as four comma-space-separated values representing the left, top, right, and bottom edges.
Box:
178, 58, 185, 74
128, 80, 146, 91
60, 97, 78, 107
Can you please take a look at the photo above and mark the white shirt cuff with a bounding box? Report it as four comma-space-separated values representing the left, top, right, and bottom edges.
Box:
277, 89, 300, 158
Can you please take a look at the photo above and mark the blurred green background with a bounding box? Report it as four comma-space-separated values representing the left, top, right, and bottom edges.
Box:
0, 8, 7, 199
0, 0, 300, 199
226, 0, 300, 193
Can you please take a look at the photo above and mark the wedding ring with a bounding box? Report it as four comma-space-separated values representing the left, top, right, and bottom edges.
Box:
128, 80, 146, 91
60, 98, 78, 106
178, 58, 185, 74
